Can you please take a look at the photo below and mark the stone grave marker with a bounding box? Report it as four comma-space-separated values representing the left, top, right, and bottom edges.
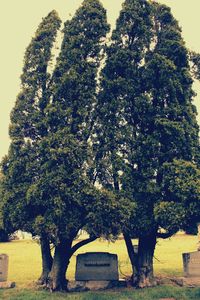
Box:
75, 252, 119, 281
0, 254, 14, 288
182, 251, 200, 277
133, 245, 138, 254
197, 222, 200, 251
0, 254, 8, 282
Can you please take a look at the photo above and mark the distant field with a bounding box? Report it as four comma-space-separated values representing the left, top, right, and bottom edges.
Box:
0, 234, 199, 299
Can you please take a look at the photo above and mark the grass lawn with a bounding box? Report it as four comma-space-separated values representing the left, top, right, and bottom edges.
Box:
0, 234, 199, 299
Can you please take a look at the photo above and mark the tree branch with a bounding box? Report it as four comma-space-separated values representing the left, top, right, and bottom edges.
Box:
71, 236, 97, 255
157, 232, 174, 239
123, 233, 138, 267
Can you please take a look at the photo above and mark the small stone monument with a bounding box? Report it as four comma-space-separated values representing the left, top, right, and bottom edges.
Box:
0, 254, 9, 282
197, 223, 200, 251
133, 245, 138, 254
179, 224, 200, 287
68, 252, 126, 291
182, 223, 200, 278
182, 251, 200, 277
0, 254, 15, 289
75, 252, 119, 281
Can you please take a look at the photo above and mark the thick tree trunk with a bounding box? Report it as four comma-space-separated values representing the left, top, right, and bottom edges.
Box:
135, 233, 157, 288
124, 233, 157, 288
37, 235, 53, 285
47, 239, 72, 291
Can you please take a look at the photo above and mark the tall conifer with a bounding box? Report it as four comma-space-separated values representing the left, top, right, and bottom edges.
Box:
24, 0, 111, 291
95, 0, 199, 287
1, 10, 61, 283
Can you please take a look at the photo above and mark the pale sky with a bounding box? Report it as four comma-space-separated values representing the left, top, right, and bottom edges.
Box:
0, 0, 200, 160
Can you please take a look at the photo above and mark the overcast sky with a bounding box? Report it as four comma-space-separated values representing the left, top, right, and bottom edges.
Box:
0, 0, 200, 160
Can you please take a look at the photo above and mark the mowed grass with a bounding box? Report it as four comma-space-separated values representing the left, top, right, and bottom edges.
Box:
0, 234, 199, 299
2, 286, 200, 300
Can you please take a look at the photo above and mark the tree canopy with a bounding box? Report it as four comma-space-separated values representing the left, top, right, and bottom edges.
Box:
0, 0, 199, 292
94, 0, 200, 287
1, 0, 131, 291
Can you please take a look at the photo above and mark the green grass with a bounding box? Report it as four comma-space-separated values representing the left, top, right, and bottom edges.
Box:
0, 234, 199, 299
1, 286, 200, 300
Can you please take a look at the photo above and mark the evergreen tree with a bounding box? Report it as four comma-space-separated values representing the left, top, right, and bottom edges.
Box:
1, 10, 61, 282
31, 0, 111, 290
1, 1, 130, 291
95, 0, 199, 287
10, 10, 61, 141
94, 0, 154, 286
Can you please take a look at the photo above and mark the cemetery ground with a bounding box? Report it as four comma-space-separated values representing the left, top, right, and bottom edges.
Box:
0, 234, 200, 299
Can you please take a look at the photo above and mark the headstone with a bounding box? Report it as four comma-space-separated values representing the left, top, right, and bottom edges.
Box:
0, 254, 8, 282
133, 245, 138, 254
183, 251, 200, 277
75, 252, 119, 281
197, 223, 200, 251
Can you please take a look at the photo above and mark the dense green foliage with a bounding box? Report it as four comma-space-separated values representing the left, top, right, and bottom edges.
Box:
161, 160, 200, 233
10, 10, 61, 141
1, 11, 61, 234
27, 0, 128, 246
0, 0, 131, 291
94, 0, 200, 286
0, 0, 127, 244
96, 0, 199, 241
0, 0, 199, 291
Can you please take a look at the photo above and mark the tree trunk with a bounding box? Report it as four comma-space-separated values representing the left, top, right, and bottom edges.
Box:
134, 233, 157, 288
37, 235, 53, 285
47, 239, 72, 291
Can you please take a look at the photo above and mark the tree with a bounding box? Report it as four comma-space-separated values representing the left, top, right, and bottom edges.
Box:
2, 0, 129, 292
30, 0, 112, 291
94, 0, 154, 286
1, 10, 61, 282
95, 0, 199, 287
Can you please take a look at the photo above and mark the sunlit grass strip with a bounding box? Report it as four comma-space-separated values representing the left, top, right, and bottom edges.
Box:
0, 233, 197, 288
